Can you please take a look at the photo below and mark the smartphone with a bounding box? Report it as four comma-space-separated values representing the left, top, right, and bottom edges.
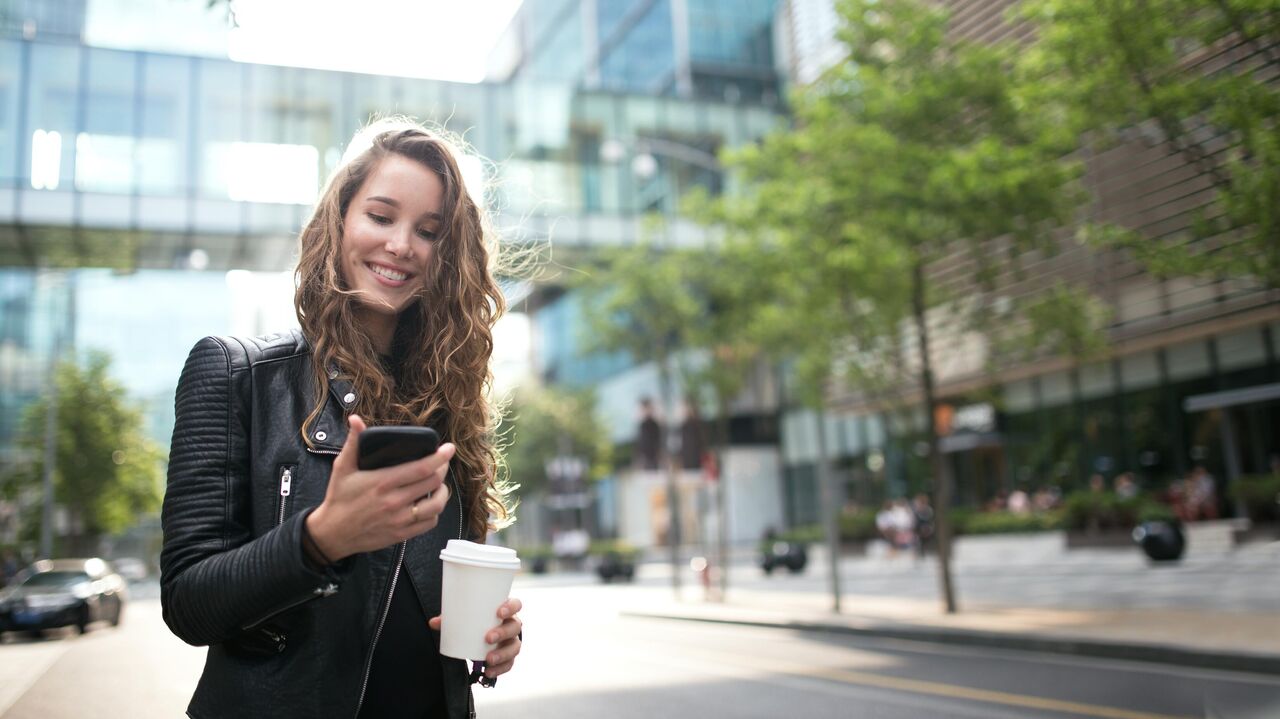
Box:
357, 426, 440, 470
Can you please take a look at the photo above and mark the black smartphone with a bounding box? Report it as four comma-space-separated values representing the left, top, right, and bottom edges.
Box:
357, 426, 440, 470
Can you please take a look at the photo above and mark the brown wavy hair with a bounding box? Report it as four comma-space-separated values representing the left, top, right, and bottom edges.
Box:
295, 116, 510, 539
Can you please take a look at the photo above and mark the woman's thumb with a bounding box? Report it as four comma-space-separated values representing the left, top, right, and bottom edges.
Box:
334, 414, 367, 473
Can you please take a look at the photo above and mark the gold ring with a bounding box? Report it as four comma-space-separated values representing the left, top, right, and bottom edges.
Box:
411, 500, 420, 522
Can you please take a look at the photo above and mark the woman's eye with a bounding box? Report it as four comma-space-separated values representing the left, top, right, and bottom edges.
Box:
367, 213, 391, 225
416, 229, 438, 241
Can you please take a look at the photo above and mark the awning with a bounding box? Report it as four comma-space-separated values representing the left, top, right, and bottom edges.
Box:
1183, 382, 1280, 413
939, 432, 1002, 454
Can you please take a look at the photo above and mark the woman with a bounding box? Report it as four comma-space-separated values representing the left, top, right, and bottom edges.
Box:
161, 117, 522, 719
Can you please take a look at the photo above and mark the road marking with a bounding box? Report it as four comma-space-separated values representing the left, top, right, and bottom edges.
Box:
625, 626, 1195, 719
806, 666, 1192, 719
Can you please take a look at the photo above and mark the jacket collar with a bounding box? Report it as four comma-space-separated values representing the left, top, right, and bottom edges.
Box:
305, 362, 359, 453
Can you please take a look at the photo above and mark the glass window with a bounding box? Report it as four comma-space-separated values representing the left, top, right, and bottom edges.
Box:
1216, 327, 1266, 371
350, 73, 397, 135
1078, 361, 1115, 400
1167, 340, 1210, 381
1039, 370, 1072, 407
77, 48, 137, 194
1120, 351, 1160, 391
0, 40, 24, 187
25, 43, 81, 191
241, 65, 330, 205
196, 60, 244, 199
599, 0, 675, 94
139, 54, 193, 196
1003, 378, 1035, 413
528, 0, 584, 83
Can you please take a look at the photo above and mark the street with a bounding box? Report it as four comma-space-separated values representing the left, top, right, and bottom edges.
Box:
2, 575, 1277, 718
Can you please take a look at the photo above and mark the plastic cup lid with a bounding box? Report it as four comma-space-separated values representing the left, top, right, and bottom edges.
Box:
439, 539, 521, 570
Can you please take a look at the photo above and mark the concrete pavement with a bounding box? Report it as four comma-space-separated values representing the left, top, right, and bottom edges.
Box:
616, 521, 1280, 676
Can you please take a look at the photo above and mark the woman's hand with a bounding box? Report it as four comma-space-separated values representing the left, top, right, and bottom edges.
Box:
428, 597, 523, 680
307, 414, 455, 562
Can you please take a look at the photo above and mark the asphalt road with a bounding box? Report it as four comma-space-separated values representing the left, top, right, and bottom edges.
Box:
1, 578, 1277, 718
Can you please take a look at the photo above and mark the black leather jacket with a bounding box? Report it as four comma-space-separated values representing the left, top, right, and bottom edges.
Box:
161, 330, 475, 719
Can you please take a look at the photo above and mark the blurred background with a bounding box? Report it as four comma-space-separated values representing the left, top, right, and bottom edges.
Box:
0, 1, 1277, 717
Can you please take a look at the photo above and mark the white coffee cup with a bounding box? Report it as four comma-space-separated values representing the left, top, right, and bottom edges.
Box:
438, 540, 521, 660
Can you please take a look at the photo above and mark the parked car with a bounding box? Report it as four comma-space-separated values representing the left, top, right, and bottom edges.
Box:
111, 557, 148, 583
0, 558, 127, 635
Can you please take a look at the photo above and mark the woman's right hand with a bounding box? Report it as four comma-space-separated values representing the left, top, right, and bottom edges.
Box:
306, 414, 454, 562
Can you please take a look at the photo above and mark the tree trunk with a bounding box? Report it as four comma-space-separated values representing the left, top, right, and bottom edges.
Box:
657, 356, 682, 595
815, 406, 843, 613
714, 392, 731, 600
912, 258, 957, 614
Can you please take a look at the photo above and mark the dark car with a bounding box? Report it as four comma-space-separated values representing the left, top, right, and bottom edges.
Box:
0, 558, 127, 635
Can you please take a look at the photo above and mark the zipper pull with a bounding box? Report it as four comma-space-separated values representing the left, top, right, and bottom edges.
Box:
280, 467, 293, 497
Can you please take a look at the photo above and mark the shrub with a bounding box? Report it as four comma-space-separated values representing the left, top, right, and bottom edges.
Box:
956, 509, 1063, 535
1062, 491, 1174, 531
1228, 474, 1280, 522
839, 508, 879, 542
589, 539, 638, 558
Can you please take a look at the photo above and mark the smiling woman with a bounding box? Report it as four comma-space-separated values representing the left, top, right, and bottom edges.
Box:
160, 117, 523, 719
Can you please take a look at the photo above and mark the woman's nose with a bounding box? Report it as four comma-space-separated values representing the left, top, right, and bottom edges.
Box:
385, 228, 414, 258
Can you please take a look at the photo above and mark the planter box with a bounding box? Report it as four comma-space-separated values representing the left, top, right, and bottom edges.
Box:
1065, 528, 1134, 549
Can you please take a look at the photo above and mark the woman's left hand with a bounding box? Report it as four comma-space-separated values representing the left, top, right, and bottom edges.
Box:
429, 597, 523, 680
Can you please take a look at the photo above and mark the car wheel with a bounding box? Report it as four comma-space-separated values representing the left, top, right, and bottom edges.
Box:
76, 607, 89, 634
110, 600, 123, 627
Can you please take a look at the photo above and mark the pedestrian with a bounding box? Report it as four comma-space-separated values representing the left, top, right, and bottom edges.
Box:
1188, 465, 1218, 521
911, 493, 934, 559
160, 117, 523, 719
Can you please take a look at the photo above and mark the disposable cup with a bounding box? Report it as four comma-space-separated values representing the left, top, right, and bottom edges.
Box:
438, 540, 521, 660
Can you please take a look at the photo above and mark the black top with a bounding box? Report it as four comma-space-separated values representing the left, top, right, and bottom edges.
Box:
358, 566, 447, 718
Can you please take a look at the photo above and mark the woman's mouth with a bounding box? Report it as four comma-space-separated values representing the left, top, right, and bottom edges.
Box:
367, 263, 410, 284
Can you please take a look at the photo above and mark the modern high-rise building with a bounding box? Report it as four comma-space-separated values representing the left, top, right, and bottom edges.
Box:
488, 0, 782, 104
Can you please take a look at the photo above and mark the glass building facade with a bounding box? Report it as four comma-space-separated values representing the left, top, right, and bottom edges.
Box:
0, 24, 784, 474
491, 0, 781, 103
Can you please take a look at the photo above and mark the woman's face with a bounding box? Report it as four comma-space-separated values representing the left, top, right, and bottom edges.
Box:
340, 154, 445, 323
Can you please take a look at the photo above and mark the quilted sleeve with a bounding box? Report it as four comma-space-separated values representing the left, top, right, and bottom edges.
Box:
160, 336, 334, 647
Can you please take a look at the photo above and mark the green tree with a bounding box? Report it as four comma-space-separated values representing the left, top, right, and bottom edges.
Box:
4, 352, 165, 555
499, 385, 612, 500
573, 234, 710, 593
1019, 0, 1280, 286
709, 0, 1090, 613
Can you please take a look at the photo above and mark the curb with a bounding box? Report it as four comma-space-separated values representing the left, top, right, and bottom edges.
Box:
621, 611, 1280, 677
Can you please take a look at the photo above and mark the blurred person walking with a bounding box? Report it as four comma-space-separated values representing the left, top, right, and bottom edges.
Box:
911, 493, 934, 560
161, 118, 523, 719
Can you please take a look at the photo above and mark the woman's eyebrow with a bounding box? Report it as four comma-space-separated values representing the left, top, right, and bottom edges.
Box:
366, 195, 442, 221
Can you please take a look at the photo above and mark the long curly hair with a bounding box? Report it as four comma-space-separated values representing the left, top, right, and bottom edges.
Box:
295, 116, 510, 539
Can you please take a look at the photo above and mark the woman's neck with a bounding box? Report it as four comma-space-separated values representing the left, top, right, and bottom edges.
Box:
360, 310, 397, 355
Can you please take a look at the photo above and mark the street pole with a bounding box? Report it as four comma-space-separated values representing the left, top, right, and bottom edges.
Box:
40, 276, 63, 560
658, 360, 682, 596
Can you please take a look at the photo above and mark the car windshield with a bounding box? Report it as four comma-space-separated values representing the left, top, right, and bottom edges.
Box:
22, 571, 89, 588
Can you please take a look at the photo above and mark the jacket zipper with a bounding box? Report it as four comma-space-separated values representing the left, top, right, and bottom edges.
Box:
277, 466, 295, 526
354, 540, 406, 717
352, 477, 464, 717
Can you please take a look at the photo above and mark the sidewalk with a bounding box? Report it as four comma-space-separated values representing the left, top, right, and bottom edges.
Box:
619, 526, 1280, 675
